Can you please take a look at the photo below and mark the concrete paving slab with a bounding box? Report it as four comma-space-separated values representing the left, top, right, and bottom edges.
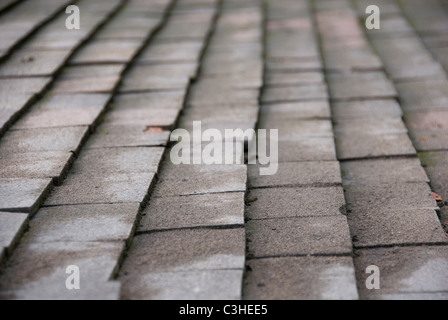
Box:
45, 172, 156, 206
121, 228, 245, 273
137, 41, 204, 63
344, 183, 438, 213
153, 164, 247, 197
273, 138, 337, 162
182, 105, 259, 124
332, 100, 403, 120
85, 124, 171, 149
0, 178, 52, 214
0, 77, 51, 94
0, 212, 28, 250
260, 120, 333, 139
328, 72, 397, 101
323, 48, 383, 72
0, 126, 89, 154
0, 150, 73, 181
0, 94, 34, 134
266, 58, 323, 72
265, 72, 324, 86
341, 158, 429, 185
260, 101, 331, 120
14, 94, 110, 129
71, 39, 142, 64
334, 118, 408, 135
120, 63, 197, 92
246, 187, 345, 220
27, 203, 140, 243
0, 240, 124, 300
419, 151, 448, 201
335, 132, 416, 160
140, 192, 245, 231
249, 162, 342, 188
262, 85, 328, 104
121, 269, 243, 300
0, 49, 71, 77
51, 65, 125, 94
404, 110, 448, 151
71, 147, 164, 175
246, 216, 353, 257
396, 79, 448, 112
113, 90, 186, 110
355, 246, 448, 300
244, 256, 358, 300
349, 208, 447, 248
103, 105, 179, 127
188, 86, 259, 106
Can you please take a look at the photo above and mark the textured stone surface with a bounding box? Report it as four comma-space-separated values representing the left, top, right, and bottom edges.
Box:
113, 90, 186, 110
404, 110, 448, 151
121, 269, 243, 300
328, 72, 397, 101
0, 126, 89, 154
0, 240, 124, 300
246, 187, 345, 220
246, 216, 353, 257
244, 256, 358, 300
0, 212, 27, 250
273, 138, 337, 162
260, 101, 331, 120
45, 172, 156, 206
396, 79, 448, 112
120, 63, 197, 92
262, 85, 328, 104
341, 158, 429, 185
153, 164, 247, 197
419, 151, 448, 201
323, 48, 383, 72
71, 147, 164, 176
0, 77, 51, 94
371, 38, 446, 80
332, 100, 402, 120
0, 178, 52, 214
249, 162, 342, 188
120, 229, 245, 273
137, 41, 204, 63
71, 39, 142, 64
344, 182, 438, 213
182, 105, 259, 124
355, 246, 448, 300
260, 120, 333, 139
0, 49, 71, 76
51, 65, 125, 94
266, 58, 322, 72
140, 192, 245, 231
26, 203, 140, 243
14, 94, 110, 129
348, 208, 447, 248
334, 118, 408, 135
85, 124, 171, 149
103, 105, 179, 127
265, 72, 324, 86
335, 132, 416, 160
0, 150, 73, 181
0, 94, 34, 134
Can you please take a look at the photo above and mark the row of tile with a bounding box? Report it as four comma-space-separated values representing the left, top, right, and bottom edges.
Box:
0, 0, 179, 299
118, 0, 264, 300
243, 0, 358, 300
392, 0, 448, 232
322, 0, 448, 300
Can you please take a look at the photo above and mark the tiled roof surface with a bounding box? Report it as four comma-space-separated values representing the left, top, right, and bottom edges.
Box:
0, 0, 447, 300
